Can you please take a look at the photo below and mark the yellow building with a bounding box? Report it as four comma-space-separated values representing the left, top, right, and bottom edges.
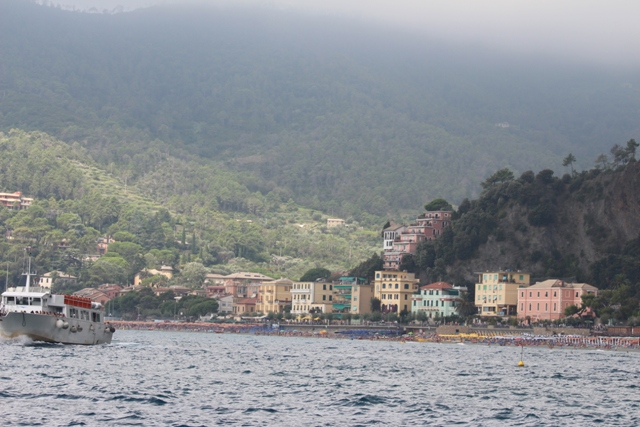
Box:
351, 284, 373, 315
373, 271, 419, 313
290, 281, 334, 317
474, 270, 530, 317
257, 278, 293, 314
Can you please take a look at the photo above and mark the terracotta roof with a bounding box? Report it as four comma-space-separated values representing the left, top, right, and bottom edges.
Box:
420, 281, 453, 290
235, 298, 257, 305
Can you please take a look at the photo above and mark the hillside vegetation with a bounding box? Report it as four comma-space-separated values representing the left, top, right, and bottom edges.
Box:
0, 130, 379, 288
1, 1, 639, 219
349, 149, 640, 323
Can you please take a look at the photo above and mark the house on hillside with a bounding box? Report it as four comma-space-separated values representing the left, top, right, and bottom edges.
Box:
327, 218, 345, 227
134, 265, 174, 286
97, 284, 122, 299
382, 210, 452, 271
0, 191, 33, 210
223, 272, 271, 297
38, 271, 77, 290
97, 237, 114, 255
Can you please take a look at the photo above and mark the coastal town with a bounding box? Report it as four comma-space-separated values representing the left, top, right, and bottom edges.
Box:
26, 205, 635, 344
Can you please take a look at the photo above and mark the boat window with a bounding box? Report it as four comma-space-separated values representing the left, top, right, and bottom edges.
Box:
33, 298, 41, 305
6, 296, 15, 304
70, 308, 78, 318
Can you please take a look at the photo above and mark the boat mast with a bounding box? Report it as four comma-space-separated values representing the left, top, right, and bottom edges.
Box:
24, 247, 34, 293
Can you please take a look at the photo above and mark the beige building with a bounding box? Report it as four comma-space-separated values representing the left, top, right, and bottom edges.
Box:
475, 270, 530, 317
134, 265, 174, 286
291, 281, 335, 317
224, 272, 272, 297
373, 271, 420, 314
256, 278, 293, 314
327, 218, 345, 227
38, 271, 77, 290
351, 284, 374, 315
0, 191, 33, 210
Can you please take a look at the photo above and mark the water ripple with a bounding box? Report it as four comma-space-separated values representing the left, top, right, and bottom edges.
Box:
2, 330, 639, 426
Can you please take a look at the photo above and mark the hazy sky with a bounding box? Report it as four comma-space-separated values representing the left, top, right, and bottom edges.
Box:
52, 0, 640, 67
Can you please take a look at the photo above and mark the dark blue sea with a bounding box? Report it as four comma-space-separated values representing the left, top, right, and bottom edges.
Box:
1, 330, 639, 426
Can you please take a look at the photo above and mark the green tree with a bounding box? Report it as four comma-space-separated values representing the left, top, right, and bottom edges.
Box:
481, 168, 515, 189
299, 267, 331, 282
424, 198, 453, 212
564, 304, 580, 317
562, 153, 577, 176
180, 262, 208, 288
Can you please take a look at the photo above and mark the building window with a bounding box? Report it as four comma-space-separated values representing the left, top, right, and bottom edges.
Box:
537, 292, 540, 297
520, 275, 524, 281
575, 292, 579, 297
404, 284, 409, 290
553, 291, 557, 297
545, 303, 548, 311
529, 304, 531, 311
545, 292, 548, 297
322, 295, 326, 301
382, 284, 386, 289
395, 284, 399, 289
521, 292, 524, 297
554, 303, 557, 311
404, 295, 408, 300
537, 303, 540, 310
395, 294, 399, 300
520, 303, 524, 310
323, 284, 326, 290
329, 296, 332, 301
529, 292, 532, 297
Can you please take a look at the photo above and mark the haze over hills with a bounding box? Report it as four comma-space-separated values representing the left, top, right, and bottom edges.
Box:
1, 0, 639, 220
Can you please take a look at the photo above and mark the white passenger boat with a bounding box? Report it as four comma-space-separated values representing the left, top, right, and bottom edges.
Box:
0, 257, 114, 345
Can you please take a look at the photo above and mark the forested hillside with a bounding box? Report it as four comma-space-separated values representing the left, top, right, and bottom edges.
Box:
350, 149, 640, 323
2, 1, 639, 218
0, 130, 379, 289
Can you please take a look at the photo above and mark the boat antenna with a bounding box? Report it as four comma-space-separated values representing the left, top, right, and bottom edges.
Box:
5, 261, 8, 292
24, 247, 33, 293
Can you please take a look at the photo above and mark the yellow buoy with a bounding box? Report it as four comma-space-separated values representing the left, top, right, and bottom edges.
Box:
518, 360, 525, 367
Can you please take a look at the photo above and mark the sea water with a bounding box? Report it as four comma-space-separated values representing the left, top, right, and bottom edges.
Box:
1, 330, 639, 426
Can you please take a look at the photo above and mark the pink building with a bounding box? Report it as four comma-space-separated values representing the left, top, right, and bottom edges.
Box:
382, 210, 453, 271
517, 279, 598, 321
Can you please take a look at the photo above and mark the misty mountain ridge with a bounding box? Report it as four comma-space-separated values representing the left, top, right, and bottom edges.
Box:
1, 0, 639, 219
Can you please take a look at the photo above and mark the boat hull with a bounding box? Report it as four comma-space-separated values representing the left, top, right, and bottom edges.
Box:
0, 312, 113, 345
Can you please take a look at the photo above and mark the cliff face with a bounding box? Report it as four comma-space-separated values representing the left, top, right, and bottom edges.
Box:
450, 161, 640, 282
